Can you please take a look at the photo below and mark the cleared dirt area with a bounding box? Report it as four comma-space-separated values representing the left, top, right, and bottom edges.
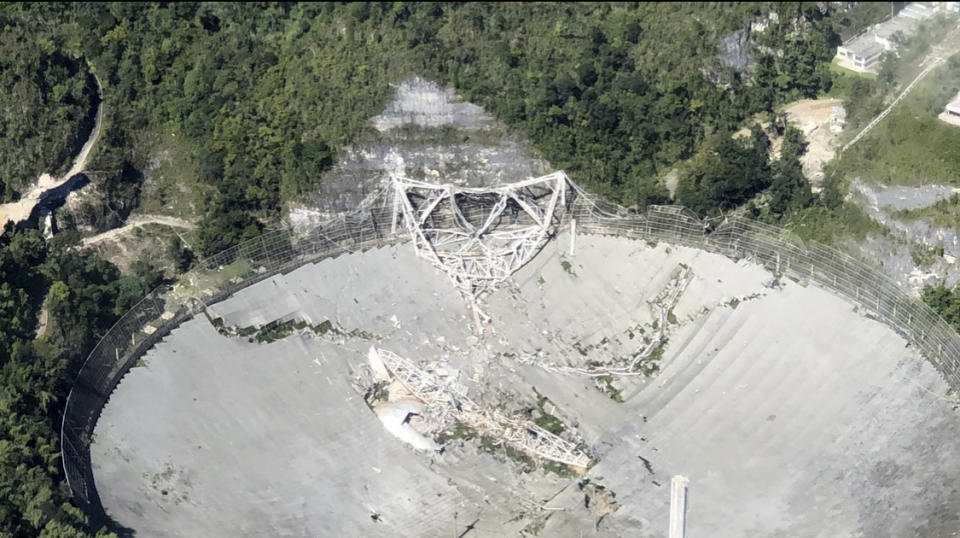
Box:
782, 98, 844, 185
79, 214, 195, 248
76, 217, 195, 277
731, 98, 842, 188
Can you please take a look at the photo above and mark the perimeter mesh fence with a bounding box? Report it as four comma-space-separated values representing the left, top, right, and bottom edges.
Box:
61, 187, 960, 521
571, 201, 960, 390
61, 203, 403, 514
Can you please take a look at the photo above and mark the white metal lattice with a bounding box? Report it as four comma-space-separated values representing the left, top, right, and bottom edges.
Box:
370, 346, 591, 469
391, 172, 569, 329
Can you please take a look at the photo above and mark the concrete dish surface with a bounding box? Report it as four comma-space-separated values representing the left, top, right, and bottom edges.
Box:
92, 235, 960, 537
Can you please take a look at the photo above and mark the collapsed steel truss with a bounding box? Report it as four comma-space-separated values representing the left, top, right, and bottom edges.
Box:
391, 172, 569, 327
370, 346, 592, 469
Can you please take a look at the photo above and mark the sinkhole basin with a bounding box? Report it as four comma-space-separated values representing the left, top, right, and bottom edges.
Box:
91, 231, 960, 537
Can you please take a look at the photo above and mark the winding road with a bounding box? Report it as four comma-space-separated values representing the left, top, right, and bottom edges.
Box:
79, 214, 196, 247
0, 72, 104, 231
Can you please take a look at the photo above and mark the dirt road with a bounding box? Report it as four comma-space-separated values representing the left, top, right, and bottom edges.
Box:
0, 73, 104, 230
80, 214, 196, 247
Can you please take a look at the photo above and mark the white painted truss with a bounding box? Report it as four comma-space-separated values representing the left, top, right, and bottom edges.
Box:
390, 171, 570, 328
369, 346, 592, 469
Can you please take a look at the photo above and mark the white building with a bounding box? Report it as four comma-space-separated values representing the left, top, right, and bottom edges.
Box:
834, 2, 938, 73
900, 2, 938, 19
873, 16, 920, 51
939, 91, 960, 126
836, 34, 885, 71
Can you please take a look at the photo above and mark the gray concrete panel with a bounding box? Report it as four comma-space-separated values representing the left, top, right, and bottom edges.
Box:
93, 237, 960, 536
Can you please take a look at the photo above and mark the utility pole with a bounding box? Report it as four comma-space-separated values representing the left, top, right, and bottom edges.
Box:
669, 475, 689, 538
570, 218, 576, 256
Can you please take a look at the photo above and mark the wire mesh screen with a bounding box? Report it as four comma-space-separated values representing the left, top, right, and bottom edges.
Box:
62, 190, 960, 525
60, 205, 402, 517
573, 201, 960, 389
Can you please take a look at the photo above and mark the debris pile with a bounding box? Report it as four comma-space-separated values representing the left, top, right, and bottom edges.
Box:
364, 346, 592, 470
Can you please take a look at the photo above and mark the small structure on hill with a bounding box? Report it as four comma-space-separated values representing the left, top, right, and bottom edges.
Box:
830, 105, 847, 133
940, 91, 960, 126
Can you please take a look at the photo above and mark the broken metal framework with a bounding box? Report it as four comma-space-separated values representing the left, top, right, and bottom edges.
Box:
370, 346, 592, 469
64, 173, 960, 516
391, 172, 570, 328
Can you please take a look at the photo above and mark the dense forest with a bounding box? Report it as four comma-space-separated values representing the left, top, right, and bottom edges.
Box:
2, 2, 850, 255
0, 225, 160, 536
923, 283, 960, 335
0, 2, 889, 535
0, 11, 95, 203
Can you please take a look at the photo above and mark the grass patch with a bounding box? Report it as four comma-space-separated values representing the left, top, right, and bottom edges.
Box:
595, 374, 625, 403
85, 222, 192, 277
836, 56, 960, 186
579, 479, 621, 515
312, 319, 337, 336
503, 443, 538, 473
479, 434, 501, 454
218, 317, 373, 343
541, 459, 579, 479
255, 318, 309, 343
530, 388, 568, 439
892, 194, 960, 228
219, 259, 254, 280
632, 340, 665, 377
648, 340, 667, 362
170, 257, 254, 304
522, 518, 547, 536
824, 58, 876, 99
435, 422, 479, 444
885, 15, 959, 90
533, 387, 550, 411
364, 381, 390, 406
533, 413, 566, 435
133, 131, 215, 222
390, 123, 506, 147
560, 259, 575, 275
782, 203, 886, 245
476, 430, 584, 478
910, 243, 945, 268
